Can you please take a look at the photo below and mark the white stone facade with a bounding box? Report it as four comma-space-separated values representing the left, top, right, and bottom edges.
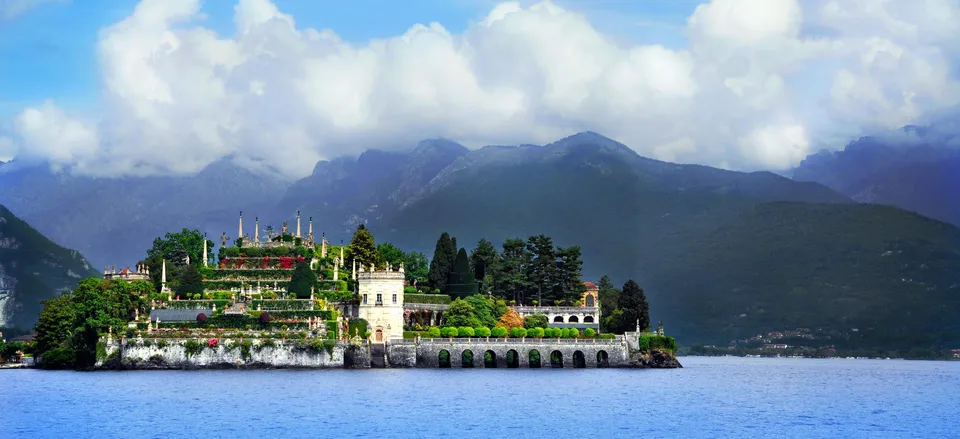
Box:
357, 270, 405, 343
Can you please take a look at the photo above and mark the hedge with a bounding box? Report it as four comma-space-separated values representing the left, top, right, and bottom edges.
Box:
220, 247, 312, 258
638, 334, 677, 352
167, 300, 230, 310
404, 294, 452, 305
251, 300, 314, 310
270, 310, 335, 320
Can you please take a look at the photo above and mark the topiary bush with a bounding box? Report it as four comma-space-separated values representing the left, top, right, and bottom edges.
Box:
196, 313, 207, 323
475, 327, 491, 337
528, 327, 544, 338
259, 312, 272, 324
584, 328, 596, 337
510, 327, 527, 338
491, 327, 508, 337
458, 327, 475, 337
427, 327, 441, 337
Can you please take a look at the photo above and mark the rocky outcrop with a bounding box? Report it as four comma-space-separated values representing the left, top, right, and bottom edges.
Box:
628, 348, 683, 368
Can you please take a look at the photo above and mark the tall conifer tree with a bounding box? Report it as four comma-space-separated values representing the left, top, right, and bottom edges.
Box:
428, 232, 456, 292
347, 224, 378, 269
619, 279, 650, 332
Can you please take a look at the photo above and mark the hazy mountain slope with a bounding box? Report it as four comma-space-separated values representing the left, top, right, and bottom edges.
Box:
0, 205, 99, 329
0, 159, 290, 268
277, 139, 469, 238
793, 127, 960, 226
375, 134, 958, 347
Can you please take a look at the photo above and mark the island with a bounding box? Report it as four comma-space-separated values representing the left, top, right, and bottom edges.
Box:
12, 212, 680, 370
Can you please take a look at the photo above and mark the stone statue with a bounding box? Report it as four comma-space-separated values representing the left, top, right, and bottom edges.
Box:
282, 221, 288, 235
221, 232, 228, 247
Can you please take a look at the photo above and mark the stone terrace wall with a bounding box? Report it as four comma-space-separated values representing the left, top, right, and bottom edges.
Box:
404, 337, 630, 368
96, 339, 372, 369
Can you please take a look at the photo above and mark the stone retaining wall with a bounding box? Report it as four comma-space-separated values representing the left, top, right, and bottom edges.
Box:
96, 339, 371, 369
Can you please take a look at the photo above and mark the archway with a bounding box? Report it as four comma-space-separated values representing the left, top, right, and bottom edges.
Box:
568, 316, 579, 323
573, 351, 586, 368
597, 350, 609, 368
461, 350, 474, 368
550, 350, 563, 368
484, 350, 497, 368
553, 316, 564, 323
439, 350, 451, 368
528, 349, 541, 368
585, 294, 595, 307
583, 316, 594, 323
506, 349, 519, 368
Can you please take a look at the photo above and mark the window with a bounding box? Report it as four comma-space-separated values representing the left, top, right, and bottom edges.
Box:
392, 294, 397, 304
362, 294, 367, 305
376, 294, 382, 305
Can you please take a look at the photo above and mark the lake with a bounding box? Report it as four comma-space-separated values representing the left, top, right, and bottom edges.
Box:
1, 356, 958, 438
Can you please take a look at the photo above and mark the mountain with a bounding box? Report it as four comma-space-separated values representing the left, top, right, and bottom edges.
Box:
0, 205, 99, 329
0, 159, 290, 268
276, 138, 469, 238
793, 125, 960, 226
371, 133, 960, 347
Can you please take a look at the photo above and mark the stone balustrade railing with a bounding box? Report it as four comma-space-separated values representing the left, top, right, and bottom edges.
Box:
414, 336, 622, 345
513, 306, 599, 314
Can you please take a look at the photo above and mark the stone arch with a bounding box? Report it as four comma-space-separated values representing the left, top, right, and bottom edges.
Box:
583, 316, 595, 323
550, 350, 563, 368
528, 349, 542, 368
568, 315, 579, 323
506, 349, 520, 368
573, 351, 586, 368
439, 350, 451, 368
374, 327, 384, 343
553, 315, 564, 323
597, 350, 609, 368
585, 294, 595, 307
461, 350, 474, 368
484, 350, 497, 368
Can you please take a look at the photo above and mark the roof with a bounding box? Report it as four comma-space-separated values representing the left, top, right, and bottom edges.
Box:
583, 281, 598, 289
150, 309, 213, 322
11, 333, 36, 342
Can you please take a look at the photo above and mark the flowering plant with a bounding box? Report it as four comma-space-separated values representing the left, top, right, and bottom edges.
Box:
208, 338, 219, 348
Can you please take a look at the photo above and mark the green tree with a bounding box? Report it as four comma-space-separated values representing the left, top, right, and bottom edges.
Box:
377, 242, 406, 269
525, 235, 556, 304
175, 264, 204, 298
523, 314, 549, 329
619, 279, 650, 332
403, 251, 429, 286
444, 299, 480, 328
33, 292, 77, 357
289, 261, 318, 299
597, 274, 620, 323
464, 295, 498, 328
555, 246, 586, 304
446, 248, 477, 297
347, 224, 379, 269
71, 278, 133, 367
492, 238, 530, 303
428, 232, 457, 292
470, 238, 499, 282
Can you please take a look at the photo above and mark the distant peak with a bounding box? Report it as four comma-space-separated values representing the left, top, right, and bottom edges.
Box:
413, 138, 468, 155
547, 131, 637, 156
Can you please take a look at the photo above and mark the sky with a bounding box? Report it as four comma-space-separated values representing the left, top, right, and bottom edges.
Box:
0, 0, 958, 178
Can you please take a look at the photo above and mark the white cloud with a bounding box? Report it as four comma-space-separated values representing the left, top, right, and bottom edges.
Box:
0, 0, 66, 21
5, 0, 960, 177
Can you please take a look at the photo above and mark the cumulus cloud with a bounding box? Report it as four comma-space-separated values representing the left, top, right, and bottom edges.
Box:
5, 0, 960, 178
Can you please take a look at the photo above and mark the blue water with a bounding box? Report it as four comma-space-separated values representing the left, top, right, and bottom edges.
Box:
1, 356, 958, 438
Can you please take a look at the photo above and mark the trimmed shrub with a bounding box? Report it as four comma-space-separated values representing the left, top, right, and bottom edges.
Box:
584, 328, 596, 337
441, 327, 459, 337
475, 327, 491, 337
458, 327, 475, 337
196, 313, 207, 323
510, 327, 527, 338
427, 327, 442, 337
491, 327, 508, 337
527, 327, 544, 338
259, 312, 272, 324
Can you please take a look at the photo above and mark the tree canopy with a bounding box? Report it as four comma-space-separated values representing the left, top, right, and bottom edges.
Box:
289, 261, 318, 298
347, 224, 378, 269
428, 232, 457, 292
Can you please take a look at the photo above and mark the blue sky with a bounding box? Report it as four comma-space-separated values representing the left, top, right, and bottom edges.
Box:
0, 0, 698, 120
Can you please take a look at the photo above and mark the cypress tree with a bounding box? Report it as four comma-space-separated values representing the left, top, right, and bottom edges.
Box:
470, 238, 499, 282
176, 264, 204, 297
428, 232, 456, 292
619, 279, 650, 332
446, 248, 477, 298
289, 261, 317, 299
347, 224, 378, 268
